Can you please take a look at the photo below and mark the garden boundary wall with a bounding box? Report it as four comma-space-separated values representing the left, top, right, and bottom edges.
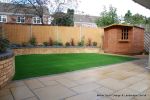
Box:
0, 52, 15, 89
13, 47, 103, 55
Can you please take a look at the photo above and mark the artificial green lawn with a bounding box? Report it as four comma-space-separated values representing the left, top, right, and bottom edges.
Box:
14, 53, 137, 80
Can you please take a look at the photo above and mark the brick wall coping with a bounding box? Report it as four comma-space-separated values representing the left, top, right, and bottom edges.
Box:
0, 50, 14, 61
11, 46, 99, 49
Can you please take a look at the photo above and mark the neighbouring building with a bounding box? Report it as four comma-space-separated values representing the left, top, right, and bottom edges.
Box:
74, 14, 98, 28
0, 3, 52, 24
0, 0, 11, 3
103, 24, 144, 55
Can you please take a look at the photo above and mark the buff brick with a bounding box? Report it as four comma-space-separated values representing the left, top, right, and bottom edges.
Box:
0, 56, 15, 88
0, 64, 3, 69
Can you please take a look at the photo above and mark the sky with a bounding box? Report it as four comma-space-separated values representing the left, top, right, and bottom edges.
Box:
1, 0, 150, 17
76, 0, 150, 17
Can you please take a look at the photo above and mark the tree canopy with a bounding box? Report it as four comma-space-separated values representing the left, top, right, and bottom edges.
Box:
95, 6, 119, 27
96, 7, 150, 27
10, 0, 78, 24
51, 9, 74, 26
124, 10, 150, 25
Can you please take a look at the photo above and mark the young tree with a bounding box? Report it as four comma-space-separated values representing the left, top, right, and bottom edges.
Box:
124, 10, 133, 24
131, 13, 146, 25
124, 10, 147, 25
10, 0, 78, 24
51, 9, 74, 26
96, 6, 119, 27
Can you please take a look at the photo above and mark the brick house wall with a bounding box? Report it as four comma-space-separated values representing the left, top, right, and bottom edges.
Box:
0, 3, 50, 24
104, 25, 144, 55
3, 15, 50, 24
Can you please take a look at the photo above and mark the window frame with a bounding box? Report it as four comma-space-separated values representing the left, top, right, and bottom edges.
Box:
121, 28, 129, 40
16, 16, 25, 23
0, 15, 7, 23
32, 17, 42, 24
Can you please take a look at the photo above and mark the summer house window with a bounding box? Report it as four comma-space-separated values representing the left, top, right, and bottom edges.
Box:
121, 28, 129, 40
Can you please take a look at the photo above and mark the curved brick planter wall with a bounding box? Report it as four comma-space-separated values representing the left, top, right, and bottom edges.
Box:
0, 51, 15, 88
13, 47, 103, 55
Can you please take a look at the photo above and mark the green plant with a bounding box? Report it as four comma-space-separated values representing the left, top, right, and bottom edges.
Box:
65, 42, 70, 47
143, 50, 149, 55
78, 42, 82, 46
93, 42, 97, 46
70, 38, 75, 46
22, 42, 28, 47
43, 42, 49, 46
96, 6, 119, 27
58, 42, 63, 46
49, 37, 53, 46
87, 38, 92, 46
53, 41, 63, 46
78, 40, 84, 46
29, 37, 37, 46
0, 34, 9, 53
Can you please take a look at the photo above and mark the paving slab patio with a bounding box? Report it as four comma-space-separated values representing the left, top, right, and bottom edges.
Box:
0, 58, 150, 100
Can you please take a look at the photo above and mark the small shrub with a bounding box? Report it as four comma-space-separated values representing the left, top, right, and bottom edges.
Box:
53, 41, 58, 46
70, 38, 75, 46
22, 42, 28, 47
143, 50, 149, 55
29, 37, 37, 46
58, 42, 63, 46
78, 40, 84, 46
77, 42, 82, 46
53, 41, 63, 46
43, 42, 49, 46
87, 38, 92, 46
10, 43, 21, 48
0, 35, 9, 53
93, 42, 97, 46
65, 42, 71, 47
49, 37, 53, 46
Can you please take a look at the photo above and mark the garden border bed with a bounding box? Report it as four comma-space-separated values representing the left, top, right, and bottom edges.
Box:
0, 50, 14, 61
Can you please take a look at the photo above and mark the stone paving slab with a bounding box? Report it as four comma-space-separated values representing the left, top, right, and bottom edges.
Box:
33, 85, 76, 100
71, 82, 101, 93
11, 86, 35, 100
0, 58, 150, 100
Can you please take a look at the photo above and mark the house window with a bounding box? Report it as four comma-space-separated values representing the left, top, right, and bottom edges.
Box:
16, 16, 25, 23
121, 28, 129, 40
32, 17, 41, 24
0, 15, 7, 22
48, 17, 53, 24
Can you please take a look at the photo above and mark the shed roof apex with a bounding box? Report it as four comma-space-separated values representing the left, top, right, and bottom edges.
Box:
104, 24, 144, 30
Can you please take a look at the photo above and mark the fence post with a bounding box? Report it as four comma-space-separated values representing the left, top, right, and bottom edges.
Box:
30, 24, 32, 38
1, 23, 6, 38
56, 26, 59, 41
79, 25, 82, 42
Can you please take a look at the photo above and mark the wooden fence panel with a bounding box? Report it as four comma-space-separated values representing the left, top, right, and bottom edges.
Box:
3, 24, 104, 47
4, 24, 31, 44
58, 26, 80, 45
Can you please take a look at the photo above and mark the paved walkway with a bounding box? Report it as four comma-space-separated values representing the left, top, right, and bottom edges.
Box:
0, 58, 150, 100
